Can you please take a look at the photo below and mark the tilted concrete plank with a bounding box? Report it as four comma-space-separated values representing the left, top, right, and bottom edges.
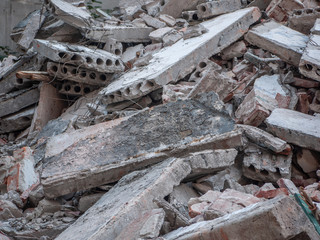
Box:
99, 7, 261, 104
237, 124, 287, 153
33, 39, 124, 73
84, 24, 153, 43
266, 108, 320, 152
164, 196, 319, 240
245, 20, 309, 66
0, 88, 39, 118
160, 0, 202, 18
47, 0, 95, 30
56, 158, 191, 240
41, 92, 235, 198
0, 106, 35, 134
47, 62, 114, 87
197, 0, 242, 20
186, 149, 238, 179
299, 20, 320, 82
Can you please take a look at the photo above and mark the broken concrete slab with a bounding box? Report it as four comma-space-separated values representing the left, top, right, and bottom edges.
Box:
54, 80, 98, 96
237, 124, 287, 153
196, 0, 243, 20
140, 13, 166, 29
159, 14, 176, 27
164, 196, 320, 240
149, 27, 175, 42
10, 9, 46, 50
33, 39, 124, 73
288, 7, 320, 35
84, 22, 154, 43
47, 0, 97, 30
99, 7, 261, 104
0, 106, 35, 134
78, 193, 104, 212
243, 145, 292, 182
0, 87, 39, 118
221, 40, 247, 60
159, 0, 203, 19
297, 149, 320, 173
47, 62, 114, 86
187, 69, 237, 102
185, 149, 238, 179
55, 158, 191, 240
266, 108, 320, 152
245, 20, 309, 66
299, 20, 320, 82
41, 92, 236, 198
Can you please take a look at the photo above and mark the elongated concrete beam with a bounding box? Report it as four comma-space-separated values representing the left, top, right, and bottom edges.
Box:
99, 7, 261, 104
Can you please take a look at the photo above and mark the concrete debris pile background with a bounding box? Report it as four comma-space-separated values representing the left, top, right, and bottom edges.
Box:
1, 0, 320, 239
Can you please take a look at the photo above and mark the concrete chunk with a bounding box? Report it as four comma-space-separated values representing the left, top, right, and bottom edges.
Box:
197, 0, 243, 19
299, 20, 320, 82
237, 124, 287, 153
160, 0, 202, 18
41, 92, 235, 198
243, 145, 292, 182
55, 158, 191, 240
245, 20, 309, 66
99, 7, 261, 104
33, 39, 124, 73
141, 13, 166, 29
266, 108, 320, 151
149, 27, 175, 42
288, 7, 320, 35
0, 106, 35, 134
0, 88, 39, 118
186, 149, 238, 179
164, 196, 319, 240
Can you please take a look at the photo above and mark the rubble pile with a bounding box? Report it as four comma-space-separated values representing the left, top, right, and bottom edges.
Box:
1, 0, 320, 239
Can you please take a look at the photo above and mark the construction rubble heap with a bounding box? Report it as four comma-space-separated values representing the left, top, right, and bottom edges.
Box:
1, 0, 320, 239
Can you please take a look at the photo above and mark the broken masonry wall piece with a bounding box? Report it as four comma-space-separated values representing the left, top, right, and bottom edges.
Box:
99, 7, 261, 104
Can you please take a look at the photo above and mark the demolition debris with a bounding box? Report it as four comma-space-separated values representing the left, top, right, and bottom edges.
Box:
0, 0, 320, 239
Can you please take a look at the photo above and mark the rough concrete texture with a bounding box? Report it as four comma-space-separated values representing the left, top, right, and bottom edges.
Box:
0, 87, 39, 118
42, 92, 236, 198
237, 124, 287, 153
245, 20, 309, 66
266, 108, 320, 151
159, 0, 202, 18
164, 196, 319, 240
243, 145, 292, 182
33, 39, 124, 73
299, 20, 320, 82
99, 7, 261, 104
55, 158, 191, 240
185, 149, 238, 179
197, 0, 243, 19
288, 7, 320, 34
296, 148, 320, 173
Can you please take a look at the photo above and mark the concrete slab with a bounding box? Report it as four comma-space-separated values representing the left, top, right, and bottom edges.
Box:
164, 196, 320, 240
243, 145, 292, 182
245, 20, 309, 66
55, 158, 191, 240
288, 7, 320, 35
0, 87, 39, 118
41, 92, 236, 198
99, 7, 261, 104
33, 39, 124, 73
299, 19, 320, 82
266, 108, 320, 151
197, 0, 242, 20
47, 62, 114, 86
